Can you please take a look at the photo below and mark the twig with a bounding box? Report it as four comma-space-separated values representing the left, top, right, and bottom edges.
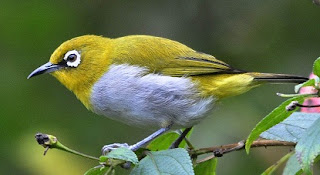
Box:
190, 139, 296, 158
170, 127, 193, 149
35, 132, 296, 165
35, 133, 99, 161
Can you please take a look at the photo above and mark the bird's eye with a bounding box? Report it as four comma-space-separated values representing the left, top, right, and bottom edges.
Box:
63, 50, 81, 68
67, 54, 77, 62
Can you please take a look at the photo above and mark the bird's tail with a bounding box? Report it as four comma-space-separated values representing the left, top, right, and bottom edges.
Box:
195, 72, 308, 99
247, 72, 308, 84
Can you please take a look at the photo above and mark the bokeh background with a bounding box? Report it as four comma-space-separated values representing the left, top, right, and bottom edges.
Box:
1, 0, 319, 174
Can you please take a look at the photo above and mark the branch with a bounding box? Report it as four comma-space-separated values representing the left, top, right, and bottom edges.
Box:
35, 132, 296, 165
190, 139, 296, 163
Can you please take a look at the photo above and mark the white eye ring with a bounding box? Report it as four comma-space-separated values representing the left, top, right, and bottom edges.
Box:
63, 50, 81, 67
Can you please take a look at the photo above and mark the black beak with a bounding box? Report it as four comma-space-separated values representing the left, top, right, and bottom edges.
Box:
27, 62, 63, 79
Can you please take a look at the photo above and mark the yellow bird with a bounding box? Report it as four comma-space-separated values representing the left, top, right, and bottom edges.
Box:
28, 35, 307, 151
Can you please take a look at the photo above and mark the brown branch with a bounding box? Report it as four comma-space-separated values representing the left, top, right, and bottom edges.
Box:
190, 139, 296, 162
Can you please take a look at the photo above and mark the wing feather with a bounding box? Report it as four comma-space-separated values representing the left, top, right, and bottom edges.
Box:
160, 54, 245, 76
111, 35, 245, 76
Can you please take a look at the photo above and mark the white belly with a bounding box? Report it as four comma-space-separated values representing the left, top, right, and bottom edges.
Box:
90, 64, 215, 129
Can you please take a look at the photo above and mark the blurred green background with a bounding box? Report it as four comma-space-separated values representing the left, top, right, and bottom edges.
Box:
1, 0, 319, 174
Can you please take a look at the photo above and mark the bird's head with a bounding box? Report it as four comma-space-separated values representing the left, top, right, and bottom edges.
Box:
28, 35, 112, 108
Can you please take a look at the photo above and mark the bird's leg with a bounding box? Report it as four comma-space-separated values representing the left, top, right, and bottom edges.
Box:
102, 127, 170, 155
129, 127, 170, 151
169, 127, 193, 149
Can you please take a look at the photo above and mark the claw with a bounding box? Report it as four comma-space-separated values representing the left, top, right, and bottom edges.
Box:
101, 143, 129, 155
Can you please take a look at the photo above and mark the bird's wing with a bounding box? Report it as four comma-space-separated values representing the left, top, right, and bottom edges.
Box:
111, 35, 245, 76
159, 53, 245, 77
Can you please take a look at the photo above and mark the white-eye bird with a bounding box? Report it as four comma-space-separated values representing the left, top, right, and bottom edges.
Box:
28, 35, 307, 151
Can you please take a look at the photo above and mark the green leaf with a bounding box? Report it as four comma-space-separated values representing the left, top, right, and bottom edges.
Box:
294, 79, 315, 93
261, 152, 293, 175
283, 153, 303, 175
315, 76, 320, 89
84, 165, 109, 175
130, 148, 194, 175
147, 132, 181, 151
99, 155, 108, 163
245, 96, 305, 153
295, 117, 320, 174
106, 147, 138, 165
313, 57, 320, 77
194, 159, 217, 175
147, 129, 193, 151
260, 112, 320, 142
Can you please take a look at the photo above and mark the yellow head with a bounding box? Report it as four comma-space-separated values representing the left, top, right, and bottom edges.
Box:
28, 35, 113, 108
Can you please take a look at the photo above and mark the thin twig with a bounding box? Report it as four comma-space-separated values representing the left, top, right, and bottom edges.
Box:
190, 139, 296, 157
170, 127, 192, 149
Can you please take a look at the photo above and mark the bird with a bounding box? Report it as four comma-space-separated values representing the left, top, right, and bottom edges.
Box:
28, 35, 308, 152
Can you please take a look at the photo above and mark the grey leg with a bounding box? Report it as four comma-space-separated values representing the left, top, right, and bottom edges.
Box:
129, 127, 170, 151
102, 127, 170, 154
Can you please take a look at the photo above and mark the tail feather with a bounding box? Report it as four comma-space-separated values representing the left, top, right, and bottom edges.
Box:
248, 72, 309, 84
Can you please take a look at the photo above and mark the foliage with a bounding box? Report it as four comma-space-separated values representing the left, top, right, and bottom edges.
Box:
261, 152, 294, 175
194, 159, 218, 175
245, 96, 305, 153
101, 147, 139, 165
246, 57, 320, 174
130, 148, 194, 175
260, 112, 320, 142
147, 130, 192, 151
260, 112, 320, 174
313, 57, 320, 78
84, 165, 109, 175
295, 117, 320, 174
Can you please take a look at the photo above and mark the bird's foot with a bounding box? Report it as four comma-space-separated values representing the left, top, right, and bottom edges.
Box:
101, 143, 129, 155
101, 127, 171, 155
